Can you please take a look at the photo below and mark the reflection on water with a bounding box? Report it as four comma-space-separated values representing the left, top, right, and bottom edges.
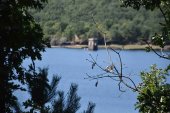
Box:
17, 48, 169, 113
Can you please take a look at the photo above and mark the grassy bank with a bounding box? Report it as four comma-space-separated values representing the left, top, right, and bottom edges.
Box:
51, 44, 170, 50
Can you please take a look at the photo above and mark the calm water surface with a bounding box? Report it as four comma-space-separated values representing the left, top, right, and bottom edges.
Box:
18, 48, 169, 113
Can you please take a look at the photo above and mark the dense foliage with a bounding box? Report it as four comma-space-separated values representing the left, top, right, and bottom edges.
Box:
0, 0, 47, 112
31, 0, 164, 45
136, 65, 170, 113
122, 0, 170, 47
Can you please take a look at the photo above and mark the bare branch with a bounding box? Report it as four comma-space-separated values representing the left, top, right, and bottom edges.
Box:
86, 14, 140, 93
145, 41, 170, 60
86, 49, 139, 92
159, 6, 169, 25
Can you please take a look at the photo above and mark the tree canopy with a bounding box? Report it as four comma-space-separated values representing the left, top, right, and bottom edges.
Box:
122, 0, 170, 47
30, 0, 165, 45
24, 68, 95, 113
0, 0, 47, 112
135, 65, 170, 113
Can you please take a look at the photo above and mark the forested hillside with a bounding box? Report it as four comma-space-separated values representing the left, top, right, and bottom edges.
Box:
31, 0, 163, 45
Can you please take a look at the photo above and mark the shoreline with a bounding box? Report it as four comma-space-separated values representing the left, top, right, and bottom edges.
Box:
51, 44, 170, 50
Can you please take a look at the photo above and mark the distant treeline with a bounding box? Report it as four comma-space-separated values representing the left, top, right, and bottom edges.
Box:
30, 0, 164, 45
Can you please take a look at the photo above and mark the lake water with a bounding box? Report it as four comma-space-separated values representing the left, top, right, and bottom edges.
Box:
17, 48, 169, 113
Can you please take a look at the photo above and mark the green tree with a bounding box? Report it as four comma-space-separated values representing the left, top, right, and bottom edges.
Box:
135, 65, 170, 113
0, 0, 47, 112
122, 0, 170, 47
52, 85, 96, 113
24, 67, 95, 113
24, 68, 60, 112
52, 84, 81, 113
52, 84, 96, 113
31, 0, 163, 45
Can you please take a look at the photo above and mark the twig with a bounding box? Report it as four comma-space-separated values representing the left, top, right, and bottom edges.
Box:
145, 41, 170, 60
86, 14, 140, 93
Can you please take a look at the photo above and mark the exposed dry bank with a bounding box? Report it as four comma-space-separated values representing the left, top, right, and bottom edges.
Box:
51, 44, 170, 50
